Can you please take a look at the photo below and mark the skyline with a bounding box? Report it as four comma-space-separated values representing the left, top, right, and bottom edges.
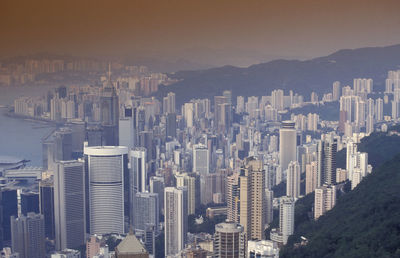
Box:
1, 0, 400, 68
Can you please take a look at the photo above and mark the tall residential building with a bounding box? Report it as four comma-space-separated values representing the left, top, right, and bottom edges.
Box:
226, 173, 240, 223
54, 160, 86, 250
100, 69, 119, 146
39, 177, 55, 239
163, 92, 176, 114
286, 161, 300, 198
164, 187, 188, 257
239, 158, 265, 240
317, 137, 337, 186
279, 121, 297, 173
133, 192, 159, 235
193, 144, 209, 175
213, 222, 246, 258
332, 81, 341, 101
305, 161, 318, 194
84, 146, 129, 235
11, 213, 45, 258
279, 196, 295, 244
265, 189, 274, 225
314, 184, 336, 220
175, 173, 199, 215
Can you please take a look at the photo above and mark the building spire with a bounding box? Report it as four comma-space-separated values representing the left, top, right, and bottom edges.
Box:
108, 62, 111, 82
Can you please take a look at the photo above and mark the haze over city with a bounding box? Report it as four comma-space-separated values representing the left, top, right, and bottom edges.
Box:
1, 1, 400, 258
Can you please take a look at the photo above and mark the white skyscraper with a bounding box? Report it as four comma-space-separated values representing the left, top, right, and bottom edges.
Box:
164, 187, 188, 257
279, 196, 295, 244
193, 144, 209, 175
286, 161, 300, 199
130, 147, 147, 193
279, 121, 297, 173
54, 160, 86, 251
84, 146, 129, 235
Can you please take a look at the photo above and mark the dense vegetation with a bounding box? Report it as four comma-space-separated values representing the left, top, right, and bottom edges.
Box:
281, 145, 400, 257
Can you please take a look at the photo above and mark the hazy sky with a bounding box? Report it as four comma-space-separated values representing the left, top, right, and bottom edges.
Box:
1, 0, 400, 67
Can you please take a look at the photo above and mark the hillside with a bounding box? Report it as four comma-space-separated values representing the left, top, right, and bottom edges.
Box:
280, 153, 400, 257
157, 44, 400, 105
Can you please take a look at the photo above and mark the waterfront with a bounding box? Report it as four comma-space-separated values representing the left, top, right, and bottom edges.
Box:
0, 86, 56, 166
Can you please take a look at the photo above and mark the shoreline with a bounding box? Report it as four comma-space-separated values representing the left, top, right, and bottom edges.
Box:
2, 108, 59, 126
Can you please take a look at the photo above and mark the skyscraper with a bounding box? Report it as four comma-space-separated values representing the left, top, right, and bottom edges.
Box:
192, 144, 209, 175
100, 66, 119, 146
239, 158, 265, 240
213, 222, 246, 258
39, 177, 55, 239
130, 147, 147, 193
279, 121, 297, 173
11, 213, 45, 258
317, 137, 337, 186
54, 160, 86, 250
133, 192, 159, 235
164, 187, 188, 257
305, 161, 318, 194
279, 196, 295, 244
149, 176, 165, 215
314, 184, 336, 220
226, 173, 240, 223
175, 173, 199, 215
84, 146, 129, 235
286, 161, 300, 198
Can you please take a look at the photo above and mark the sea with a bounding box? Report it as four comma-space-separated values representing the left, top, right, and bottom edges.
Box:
0, 85, 57, 166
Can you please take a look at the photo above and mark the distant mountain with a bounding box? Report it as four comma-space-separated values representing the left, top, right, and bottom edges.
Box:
157, 44, 400, 105
280, 131, 400, 257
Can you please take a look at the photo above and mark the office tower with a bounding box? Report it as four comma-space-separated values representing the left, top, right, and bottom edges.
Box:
130, 148, 147, 193
166, 113, 177, 138
223, 90, 232, 105
20, 192, 39, 216
150, 176, 165, 215
279, 121, 297, 173
193, 144, 209, 175
1, 188, 18, 248
214, 95, 231, 132
119, 111, 135, 150
279, 196, 295, 244
317, 138, 337, 186
86, 125, 103, 147
236, 96, 245, 114
143, 225, 155, 257
265, 189, 274, 225
176, 173, 198, 215
39, 177, 55, 240
286, 161, 300, 198
239, 158, 265, 240
54, 160, 86, 250
100, 68, 119, 146
226, 173, 240, 223
115, 231, 149, 258
314, 184, 336, 220
305, 161, 318, 194
247, 240, 279, 258
11, 213, 45, 258
163, 92, 176, 114
42, 128, 73, 171
271, 89, 284, 111
133, 192, 159, 234
213, 222, 246, 258
332, 81, 341, 101
84, 146, 129, 235
164, 187, 188, 257
183, 102, 194, 128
